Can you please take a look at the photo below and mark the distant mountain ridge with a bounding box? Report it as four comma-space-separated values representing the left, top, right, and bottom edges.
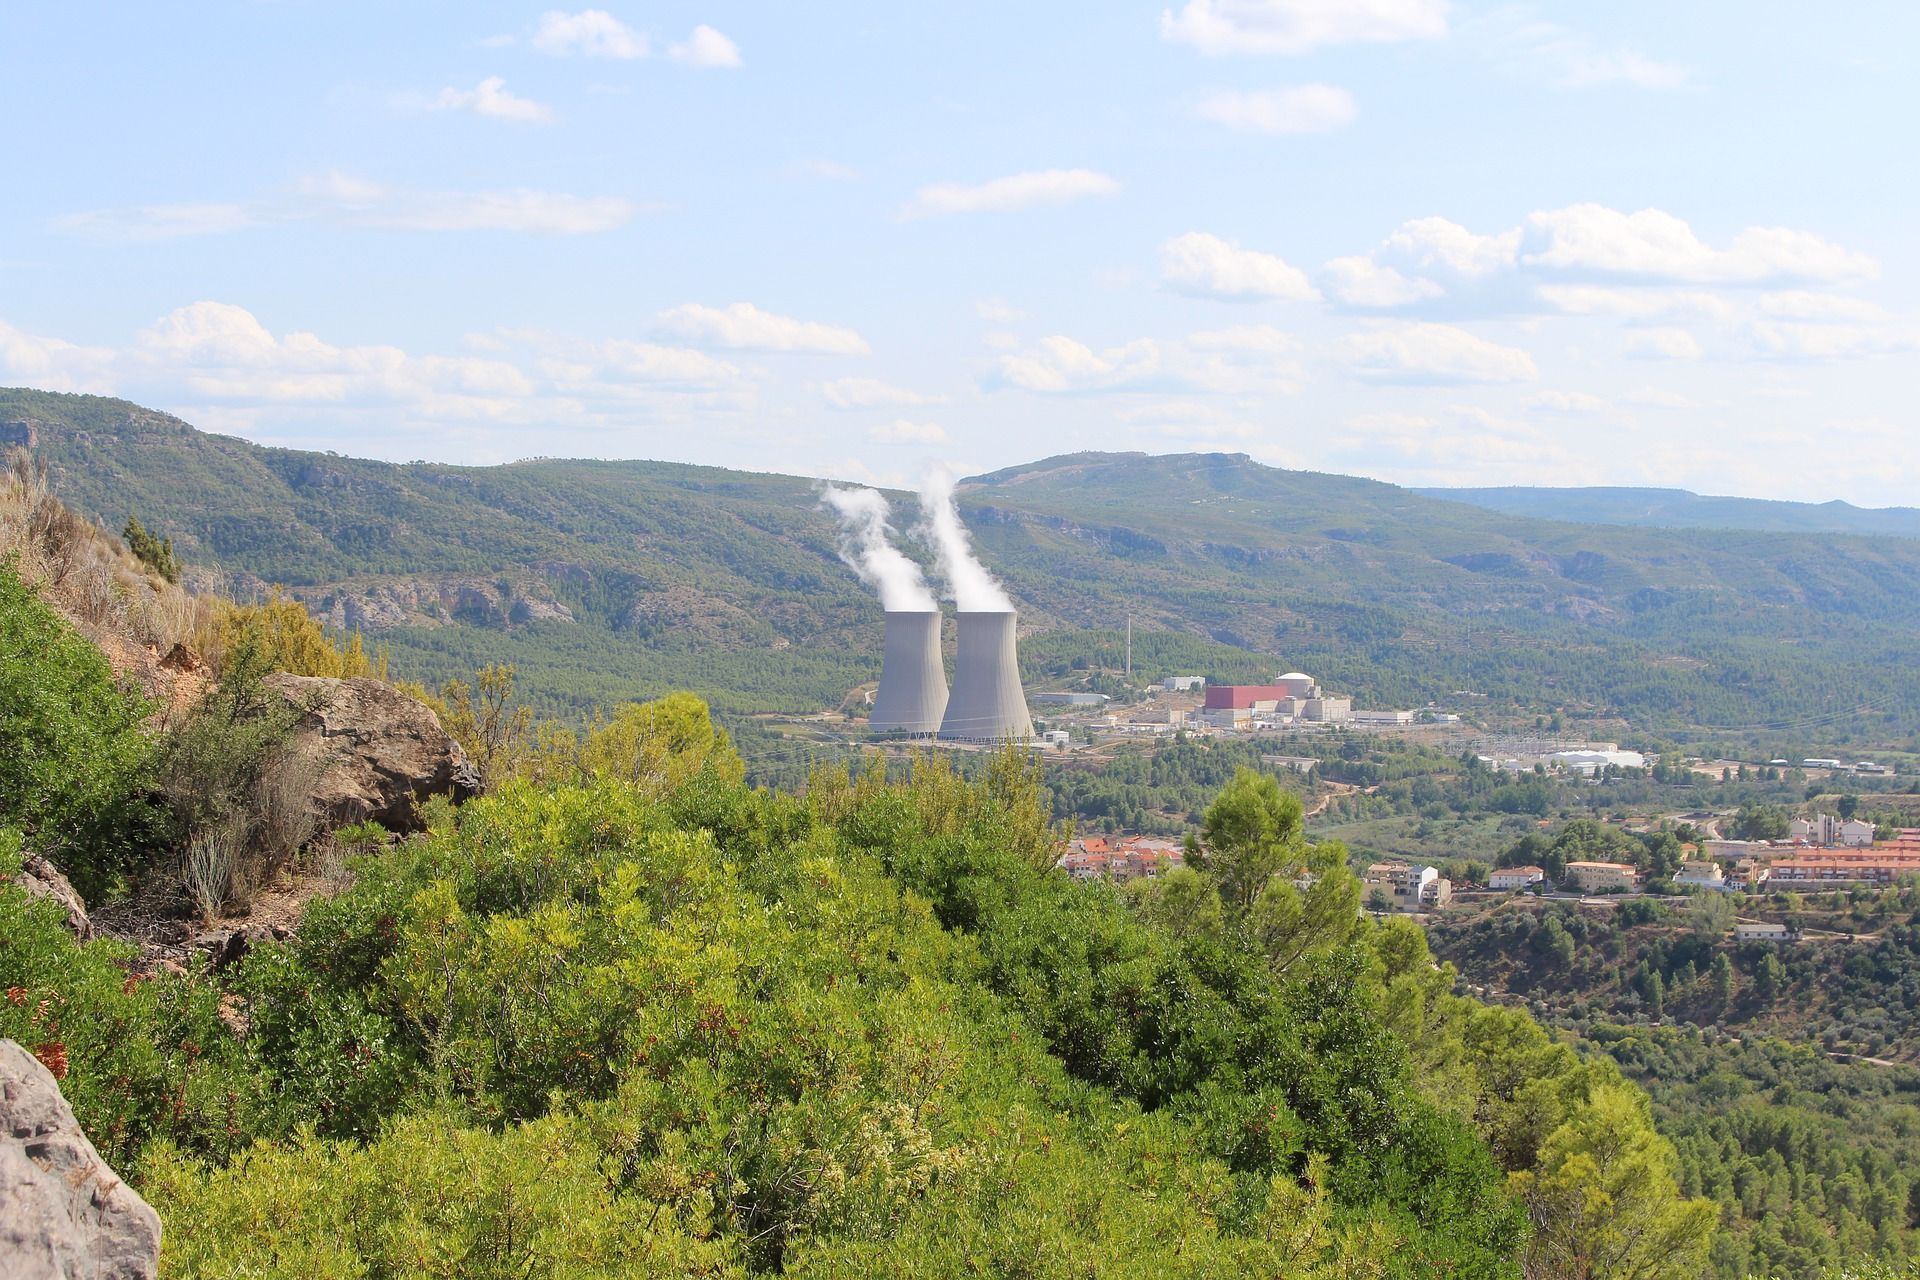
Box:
1421, 485, 1920, 539
6, 386, 1920, 744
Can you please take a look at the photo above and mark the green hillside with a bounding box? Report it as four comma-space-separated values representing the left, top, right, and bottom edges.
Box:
1422, 484, 1920, 540
8, 387, 1920, 748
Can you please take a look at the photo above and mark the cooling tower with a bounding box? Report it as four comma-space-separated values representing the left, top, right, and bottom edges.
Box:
937, 610, 1034, 743
870, 610, 948, 736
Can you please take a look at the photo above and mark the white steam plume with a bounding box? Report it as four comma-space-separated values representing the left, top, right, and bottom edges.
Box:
919, 466, 1013, 612
820, 485, 937, 611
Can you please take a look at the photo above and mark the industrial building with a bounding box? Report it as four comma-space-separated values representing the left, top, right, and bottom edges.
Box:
869, 610, 947, 736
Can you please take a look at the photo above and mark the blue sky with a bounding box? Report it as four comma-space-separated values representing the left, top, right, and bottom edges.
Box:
3, 1, 1916, 502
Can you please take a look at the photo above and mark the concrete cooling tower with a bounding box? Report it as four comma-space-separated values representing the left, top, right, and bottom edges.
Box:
869, 610, 948, 736
937, 610, 1034, 743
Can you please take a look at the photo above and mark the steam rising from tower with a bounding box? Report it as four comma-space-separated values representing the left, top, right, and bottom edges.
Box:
919, 467, 1011, 612
821, 485, 935, 612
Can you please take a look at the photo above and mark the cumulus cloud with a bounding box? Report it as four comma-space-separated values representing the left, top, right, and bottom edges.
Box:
994, 326, 1301, 395
1520, 204, 1878, 284
670, 24, 741, 68
1383, 217, 1522, 277
532, 9, 648, 58
1321, 256, 1444, 307
54, 174, 641, 239
1194, 84, 1355, 133
869, 419, 947, 444
657, 302, 870, 355
823, 377, 937, 410
1162, 0, 1449, 55
1161, 232, 1319, 301
1338, 322, 1538, 383
901, 169, 1119, 219
0, 321, 116, 393
430, 76, 554, 123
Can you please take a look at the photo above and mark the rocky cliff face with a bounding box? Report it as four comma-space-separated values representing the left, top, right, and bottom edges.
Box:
0, 1039, 161, 1280
265, 674, 480, 831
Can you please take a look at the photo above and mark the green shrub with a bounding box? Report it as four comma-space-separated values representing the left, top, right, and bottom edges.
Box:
0, 561, 167, 897
0, 832, 266, 1168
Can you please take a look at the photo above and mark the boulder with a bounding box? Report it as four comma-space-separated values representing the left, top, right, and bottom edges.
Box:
0, 1039, 161, 1280
15, 857, 90, 941
264, 674, 480, 832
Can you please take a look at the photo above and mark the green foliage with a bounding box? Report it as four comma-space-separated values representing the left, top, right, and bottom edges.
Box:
121, 514, 180, 583
0, 560, 165, 896
0, 835, 269, 1169
150, 756, 1513, 1276
1597, 1028, 1920, 1279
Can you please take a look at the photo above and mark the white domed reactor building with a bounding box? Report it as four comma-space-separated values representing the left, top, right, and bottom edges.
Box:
937, 610, 1035, 743
869, 610, 949, 736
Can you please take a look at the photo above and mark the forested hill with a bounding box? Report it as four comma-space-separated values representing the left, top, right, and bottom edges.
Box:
8, 385, 1920, 745
1422, 484, 1920, 539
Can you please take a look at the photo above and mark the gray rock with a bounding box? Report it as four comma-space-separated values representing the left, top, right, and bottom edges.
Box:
264, 674, 481, 831
15, 857, 90, 941
0, 1039, 161, 1280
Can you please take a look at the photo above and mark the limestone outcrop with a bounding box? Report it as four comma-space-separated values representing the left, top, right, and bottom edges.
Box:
0, 1039, 161, 1279
264, 674, 480, 832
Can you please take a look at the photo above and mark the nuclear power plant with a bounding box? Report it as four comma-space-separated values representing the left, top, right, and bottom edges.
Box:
868, 610, 948, 736
936, 610, 1035, 743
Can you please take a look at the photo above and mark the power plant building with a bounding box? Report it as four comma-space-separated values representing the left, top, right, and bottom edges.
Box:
869, 610, 948, 736
938, 610, 1035, 743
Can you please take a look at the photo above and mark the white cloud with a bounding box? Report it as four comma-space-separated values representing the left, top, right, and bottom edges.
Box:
1161, 232, 1319, 301
1624, 328, 1703, 360
131, 302, 537, 407
430, 76, 554, 123
901, 169, 1119, 219
1527, 389, 1608, 413
995, 326, 1301, 395
1521, 204, 1878, 284
657, 302, 870, 355
670, 25, 741, 68
1162, 0, 1448, 55
532, 9, 648, 58
1382, 217, 1521, 277
975, 298, 1022, 323
1322, 256, 1444, 307
1194, 85, 1355, 134
1536, 284, 1738, 321
1338, 322, 1538, 383
0, 321, 116, 393
54, 175, 641, 239
869, 419, 947, 444
822, 377, 937, 410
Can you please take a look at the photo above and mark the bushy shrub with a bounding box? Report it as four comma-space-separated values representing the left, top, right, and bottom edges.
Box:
0, 832, 267, 1168
0, 562, 168, 897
